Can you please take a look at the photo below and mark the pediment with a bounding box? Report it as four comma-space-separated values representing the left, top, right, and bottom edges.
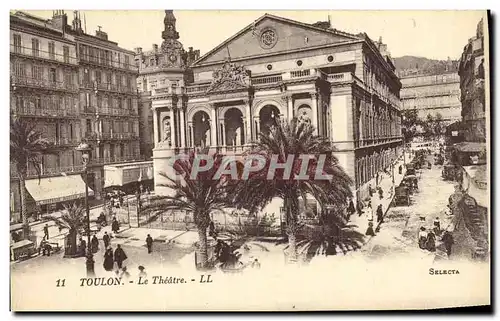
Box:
194, 14, 360, 65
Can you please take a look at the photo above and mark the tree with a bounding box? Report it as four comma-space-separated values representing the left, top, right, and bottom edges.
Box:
10, 117, 51, 239
402, 109, 420, 141
141, 149, 236, 269
434, 113, 444, 137
47, 203, 86, 257
231, 118, 354, 263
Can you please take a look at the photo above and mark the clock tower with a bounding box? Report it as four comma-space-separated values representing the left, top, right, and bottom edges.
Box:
159, 10, 185, 68
162, 10, 179, 40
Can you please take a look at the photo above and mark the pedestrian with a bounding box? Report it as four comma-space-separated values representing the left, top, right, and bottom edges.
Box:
433, 217, 441, 235
251, 258, 261, 269
146, 234, 153, 254
120, 267, 131, 279
376, 204, 383, 223
426, 230, 436, 252
79, 238, 87, 257
365, 221, 375, 236
103, 231, 110, 248
366, 201, 373, 220
103, 247, 114, 271
91, 234, 99, 253
378, 186, 384, 200
114, 244, 127, 269
368, 184, 374, 197
356, 201, 364, 217
399, 165, 403, 175
418, 227, 428, 250
441, 231, 454, 257
208, 220, 217, 240
347, 199, 356, 217
138, 266, 147, 278
112, 217, 120, 234
43, 224, 49, 240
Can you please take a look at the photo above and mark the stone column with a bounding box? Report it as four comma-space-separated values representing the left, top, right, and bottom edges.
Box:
210, 107, 217, 147
220, 120, 226, 146
255, 117, 260, 139
310, 92, 318, 135
180, 108, 186, 147
286, 94, 293, 120
244, 100, 251, 144
187, 122, 193, 147
170, 108, 176, 148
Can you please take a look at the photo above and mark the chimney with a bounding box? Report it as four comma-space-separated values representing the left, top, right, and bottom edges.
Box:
51, 10, 68, 32
135, 47, 143, 54
95, 26, 108, 40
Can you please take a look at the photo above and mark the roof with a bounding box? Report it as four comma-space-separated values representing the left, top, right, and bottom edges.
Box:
193, 13, 361, 66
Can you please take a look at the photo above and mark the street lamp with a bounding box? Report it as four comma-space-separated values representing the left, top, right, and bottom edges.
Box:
402, 115, 407, 167
75, 142, 95, 276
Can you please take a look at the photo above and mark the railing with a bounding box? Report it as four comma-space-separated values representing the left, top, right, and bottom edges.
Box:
327, 72, 353, 83
44, 137, 80, 146
10, 44, 78, 65
85, 131, 139, 141
12, 75, 77, 91
95, 107, 138, 117
185, 84, 210, 94
11, 106, 78, 118
252, 75, 283, 85
11, 165, 86, 179
79, 55, 138, 73
290, 69, 311, 78
81, 81, 137, 94
92, 155, 146, 165
152, 86, 185, 96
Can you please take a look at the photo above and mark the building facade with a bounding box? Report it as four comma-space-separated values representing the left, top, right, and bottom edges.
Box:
135, 10, 200, 160
9, 10, 143, 221
150, 12, 403, 211
458, 18, 486, 142
399, 72, 461, 124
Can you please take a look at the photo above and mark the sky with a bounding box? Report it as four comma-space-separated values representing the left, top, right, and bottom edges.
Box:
23, 10, 486, 61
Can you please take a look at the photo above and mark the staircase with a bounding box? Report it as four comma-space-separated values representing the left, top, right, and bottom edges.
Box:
460, 195, 488, 259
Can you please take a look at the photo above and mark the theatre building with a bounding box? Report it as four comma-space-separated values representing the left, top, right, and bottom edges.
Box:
150, 12, 403, 212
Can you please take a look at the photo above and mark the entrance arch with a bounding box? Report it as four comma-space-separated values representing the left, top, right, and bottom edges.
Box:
259, 104, 281, 136
192, 110, 211, 148
224, 108, 244, 146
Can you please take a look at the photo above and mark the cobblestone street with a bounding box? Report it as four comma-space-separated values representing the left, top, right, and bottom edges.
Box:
361, 155, 459, 261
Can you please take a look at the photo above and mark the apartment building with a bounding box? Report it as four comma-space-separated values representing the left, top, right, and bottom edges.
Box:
9, 10, 142, 221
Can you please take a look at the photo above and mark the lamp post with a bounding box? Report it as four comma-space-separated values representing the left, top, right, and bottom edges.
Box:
76, 142, 95, 276
402, 115, 406, 167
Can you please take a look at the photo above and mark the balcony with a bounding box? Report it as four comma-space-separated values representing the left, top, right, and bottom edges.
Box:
85, 131, 139, 141
11, 106, 78, 118
327, 72, 353, 83
79, 55, 138, 73
12, 75, 78, 92
10, 44, 78, 66
91, 154, 146, 165
252, 75, 283, 86
185, 84, 210, 94
290, 69, 311, 78
81, 81, 137, 95
44, 137, 80, 147
152, 86, 184, 96
11, 165, 85, 179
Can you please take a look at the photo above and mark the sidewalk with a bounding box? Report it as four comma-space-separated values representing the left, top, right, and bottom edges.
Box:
350, 152, 413, 243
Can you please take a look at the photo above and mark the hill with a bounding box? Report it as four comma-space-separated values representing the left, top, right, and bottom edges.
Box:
393, 56, 459, 77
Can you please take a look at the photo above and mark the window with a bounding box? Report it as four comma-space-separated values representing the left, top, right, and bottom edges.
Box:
85, 93, 90, 107
125, 55, 130, 67
64, 71, 72, 87
13, 34, 22, 53
83, 68, 90, 85
14, 62, 26, 77
108, 96, 113, 109
49, 68, 57, 84
105, 51, 110, 65
127, 98, 132, 111
63, 46, 70, 63
31, 38, 40, 57
118, 99, 123, 110
32, 65, 44, 80
143, 79, 148, 92
95, 70, 101, 84
86, 119, 92, 133
97, 95, 102, 109
48, 42, 55, 60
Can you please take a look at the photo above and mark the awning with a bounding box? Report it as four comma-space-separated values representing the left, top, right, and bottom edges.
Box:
104, 161, 153, 188
453, 142, 486, 153
25, 175, 94, 206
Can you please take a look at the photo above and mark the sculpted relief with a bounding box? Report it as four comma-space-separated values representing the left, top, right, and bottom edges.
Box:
207, 58, 251, 92
163, 118, 172, 146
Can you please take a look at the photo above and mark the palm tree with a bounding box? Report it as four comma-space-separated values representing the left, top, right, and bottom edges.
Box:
10, 117, 51, 239
142, 149, 235, 269
47, 203, 86, 257
231, 118, 354, 262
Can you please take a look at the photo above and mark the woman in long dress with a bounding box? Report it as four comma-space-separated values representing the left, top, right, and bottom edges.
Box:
103, 247, 114, 271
